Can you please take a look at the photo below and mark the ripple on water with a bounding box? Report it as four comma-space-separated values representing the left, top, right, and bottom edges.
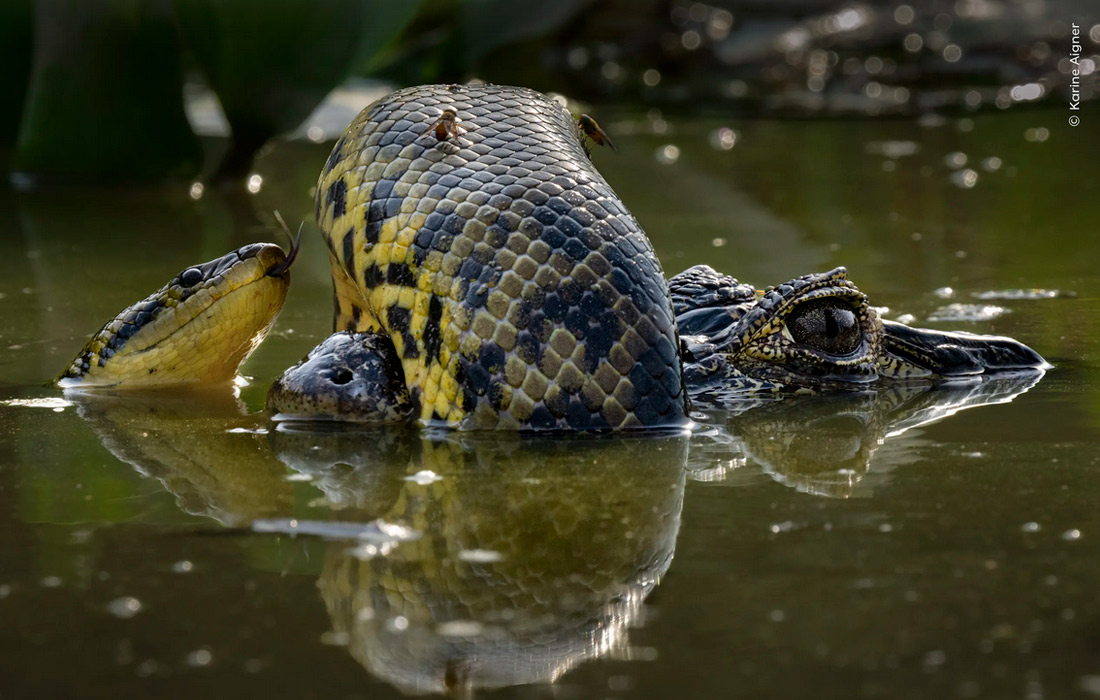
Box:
973, 289, 1064, 300
927, 304, 1010, 322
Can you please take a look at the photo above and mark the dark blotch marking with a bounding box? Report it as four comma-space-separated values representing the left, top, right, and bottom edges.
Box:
387, 305, 411, 332
386, 264, 416, 287
326, 179, 347, 219
423, 296, 444, 364
342, 228, 357, 279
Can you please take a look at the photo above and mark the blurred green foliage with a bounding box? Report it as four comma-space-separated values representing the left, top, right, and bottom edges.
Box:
12, 0, 201, 184
174, 0, 423, 176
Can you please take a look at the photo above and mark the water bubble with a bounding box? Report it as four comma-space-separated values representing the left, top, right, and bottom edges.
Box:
943, 44, 963, 62
189, 182, 204, 200
436, 620, 484, 637
951, 169, 979, 188
1021, 522, 1041, 533
246, 174, 263, 194
172, 560, 194, 573
982, 157, 1003, 172
600, 61, 622, 81
642, 69, 661, 87
894, 5, 915, 24
0, 584, 10, 598
41, 576, 62, 588
709, 127, 738, 150
1062, 529, 1082, 541
904, 33, 923, 52
1024, 127, 1050, 142
927, 303, 1008, 322
108, 597, 143, 619
769, 609, 787, 622
405, 470, 443, 485
879, 523, 893, 533
306, 126, 325, 143
965, 90, 983, 107
566, 46, 588, 70
681, 30, 702, 51
933, 286, 955, 299
711, 237, 727, 247
956, 118, 974, 132
458, 549, 504, 563
944, 152, 968, 168
923, 650, 948, 667
387, 616, 409, 632
655, 144, 680, 165
186, 648, 213, 667
1010, 83, 1044, 102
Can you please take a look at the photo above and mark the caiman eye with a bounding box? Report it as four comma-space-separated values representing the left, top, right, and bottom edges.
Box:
786, 298, 862, 355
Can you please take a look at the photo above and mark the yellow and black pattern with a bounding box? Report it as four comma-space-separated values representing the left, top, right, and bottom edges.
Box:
315, 84, 687, 430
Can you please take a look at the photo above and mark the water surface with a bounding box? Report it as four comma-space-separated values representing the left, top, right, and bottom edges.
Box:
1, 107, 1098, 699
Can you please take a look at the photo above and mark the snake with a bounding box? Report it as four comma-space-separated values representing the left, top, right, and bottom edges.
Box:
58, 84, 1048, 429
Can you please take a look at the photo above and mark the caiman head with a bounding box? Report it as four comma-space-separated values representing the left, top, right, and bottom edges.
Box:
672, 265, 1049, 397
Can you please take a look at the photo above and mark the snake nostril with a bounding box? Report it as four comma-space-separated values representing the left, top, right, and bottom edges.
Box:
329, 367, 353, 385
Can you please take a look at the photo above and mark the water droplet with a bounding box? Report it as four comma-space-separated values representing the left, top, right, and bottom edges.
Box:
769, 609, 786, 622
41, 576, 62, 588
107, 596, 143, 619
437, 620, 484, 637
944, 152, 968, 169
458, 549, 504, 563
306, 126, 325, 143
655, 144, 680, 165
172, 560, 194, 573
387, 615, 409, 632
711, 237, 727, 247
943, 44, 963, 62
1062, 528, 1082, 541
951, 169, 979, 188
186, 648, 213, 667
1021, 522, 1041, 533
189, 182, 204, 200
246, 174, 263, 194
404, 470, 443, 485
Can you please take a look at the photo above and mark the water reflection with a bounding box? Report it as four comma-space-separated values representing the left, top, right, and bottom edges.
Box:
689, 374, 1043, 498
60, 371, 1042, 695
274, 428, 686, 696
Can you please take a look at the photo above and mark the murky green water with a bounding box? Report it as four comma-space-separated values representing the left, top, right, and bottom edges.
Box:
1, 107, 1098, 699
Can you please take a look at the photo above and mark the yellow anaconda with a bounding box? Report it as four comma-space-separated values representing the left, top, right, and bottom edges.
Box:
313, 84, 687, 430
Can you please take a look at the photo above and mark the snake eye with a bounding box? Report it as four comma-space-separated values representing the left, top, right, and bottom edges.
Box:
786, 298, 862, 355
179, 268, 204, 287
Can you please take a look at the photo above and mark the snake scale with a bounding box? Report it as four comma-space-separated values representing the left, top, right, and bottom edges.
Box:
313, 84, 686, 430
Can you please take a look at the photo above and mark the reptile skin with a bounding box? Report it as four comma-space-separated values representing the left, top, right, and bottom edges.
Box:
314, 84, 687, 431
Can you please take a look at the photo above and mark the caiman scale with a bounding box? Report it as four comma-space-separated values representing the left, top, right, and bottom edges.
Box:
59, 84, 1048, 428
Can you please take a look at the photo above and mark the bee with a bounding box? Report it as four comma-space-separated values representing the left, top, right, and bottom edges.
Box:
427, 109, 466, 143
578, 113, 616, 155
